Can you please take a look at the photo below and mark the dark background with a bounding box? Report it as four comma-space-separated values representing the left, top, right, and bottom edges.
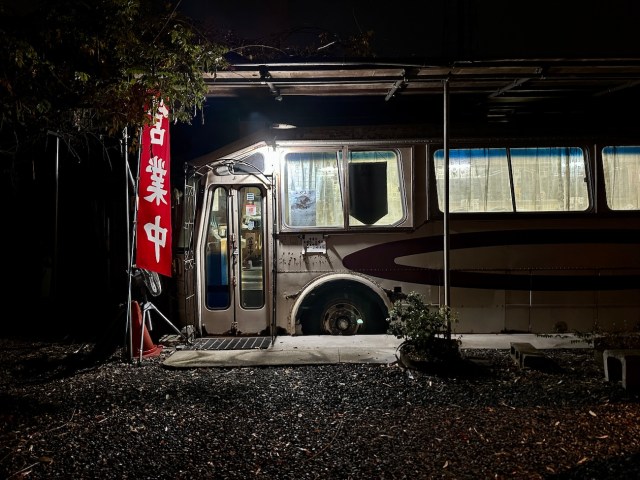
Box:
181, 0, 640, 60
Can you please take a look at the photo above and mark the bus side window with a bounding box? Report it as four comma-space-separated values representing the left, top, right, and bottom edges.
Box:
434, 148, 512, 213
510, 147, 588, 212
283, 151, 344, 228
603, 146, 640, 210
348, 150, 405, 226
434, 146, 589, 213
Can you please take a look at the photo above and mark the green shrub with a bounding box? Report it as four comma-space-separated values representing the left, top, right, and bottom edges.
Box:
387, 292, 460, 363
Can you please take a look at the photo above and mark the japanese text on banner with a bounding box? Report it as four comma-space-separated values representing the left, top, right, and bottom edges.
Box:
135, 99, 172, 277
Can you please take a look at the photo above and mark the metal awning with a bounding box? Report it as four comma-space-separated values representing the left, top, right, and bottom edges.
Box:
203, 57, 640, 122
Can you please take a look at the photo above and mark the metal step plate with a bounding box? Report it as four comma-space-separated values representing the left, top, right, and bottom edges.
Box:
191, 337, 271, 351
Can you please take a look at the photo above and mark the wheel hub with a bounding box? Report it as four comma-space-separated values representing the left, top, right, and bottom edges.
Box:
335, 316, 352, 332
323, 302, 362, 335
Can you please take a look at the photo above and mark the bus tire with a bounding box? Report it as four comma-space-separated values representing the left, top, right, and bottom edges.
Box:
320, 291, 389, 335
299, 283, 389, 335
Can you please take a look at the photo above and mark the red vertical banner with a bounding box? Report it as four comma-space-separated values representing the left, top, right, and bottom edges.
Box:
135, 98, 172, 277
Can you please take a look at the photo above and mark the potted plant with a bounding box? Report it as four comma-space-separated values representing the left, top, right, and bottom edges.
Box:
387, 292, 462, 373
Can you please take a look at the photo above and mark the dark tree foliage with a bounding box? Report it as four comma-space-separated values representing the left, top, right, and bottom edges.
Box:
0, 0, 226, 154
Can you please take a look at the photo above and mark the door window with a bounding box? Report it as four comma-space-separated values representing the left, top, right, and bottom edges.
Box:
205, 187, 230, 309
238, 187, 265, 308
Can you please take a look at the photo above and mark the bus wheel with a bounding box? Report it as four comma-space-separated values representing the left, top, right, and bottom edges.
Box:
320, 296, 367, 335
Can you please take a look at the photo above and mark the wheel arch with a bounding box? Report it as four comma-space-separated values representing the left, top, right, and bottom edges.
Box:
291, 273, 393, 334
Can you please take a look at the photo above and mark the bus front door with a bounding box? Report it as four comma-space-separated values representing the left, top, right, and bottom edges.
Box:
200, 185, 271, 336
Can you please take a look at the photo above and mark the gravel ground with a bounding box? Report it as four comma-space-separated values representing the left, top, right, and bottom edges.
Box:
1, 335, 639, 480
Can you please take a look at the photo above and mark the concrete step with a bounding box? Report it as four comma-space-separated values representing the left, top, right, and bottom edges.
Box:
510, 342, 556, 370
603, 349, 640, 391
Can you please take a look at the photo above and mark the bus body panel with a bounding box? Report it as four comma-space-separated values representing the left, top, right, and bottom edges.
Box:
181, 126, 640, 336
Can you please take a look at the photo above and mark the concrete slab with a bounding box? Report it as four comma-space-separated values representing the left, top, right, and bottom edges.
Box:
460, 334, 590, 350
603, 349, 640, 390
161, 333, 590, 369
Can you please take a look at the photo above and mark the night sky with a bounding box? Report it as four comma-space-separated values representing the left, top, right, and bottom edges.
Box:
179, 0, 640, 60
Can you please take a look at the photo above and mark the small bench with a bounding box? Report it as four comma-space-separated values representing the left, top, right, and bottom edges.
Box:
510, 342, 551, 369
603, 349, 640, 391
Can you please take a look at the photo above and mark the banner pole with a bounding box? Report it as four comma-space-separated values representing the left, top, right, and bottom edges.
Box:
123, 126, 143, 362
123, 127, 133, 362
129, 128, 144, 362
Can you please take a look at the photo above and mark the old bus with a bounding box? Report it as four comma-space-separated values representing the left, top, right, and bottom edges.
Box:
177, 124, 640, 337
